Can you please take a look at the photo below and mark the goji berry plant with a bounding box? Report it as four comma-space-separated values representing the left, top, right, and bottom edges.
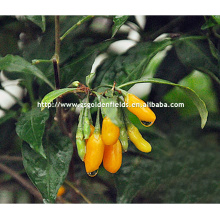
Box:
0, 16, 219, 203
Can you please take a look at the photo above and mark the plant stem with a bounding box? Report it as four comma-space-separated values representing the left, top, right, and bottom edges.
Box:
53, 58, 60, 90
0, 155, 23, 161
0, 162, 43, 201
64, 180, 92, 203
53, 17, 76, 141
60, 16, 94, 41
55, 16, 60, 58
32, 59, 52, 65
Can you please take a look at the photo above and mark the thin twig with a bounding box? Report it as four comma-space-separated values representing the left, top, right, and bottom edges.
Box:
55, 16, 60, 57
60, 16, 94, 41
0, 155, 23, 162
53, 16, 67, 135
32, 59, 52, 65
0, 162, 43, 201
64, 180, 92, 204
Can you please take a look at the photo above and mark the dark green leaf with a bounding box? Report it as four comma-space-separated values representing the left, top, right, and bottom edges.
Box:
149, 47, 192, 102
26, 16, 46, 32
0, 55, 54, 89
93, 39, 173, 90
118, 77, 208, 129
201, 18, 216, 30
201, 16, 220, 30
115, 156, 154, 203
22, 127, 73, 203
16, 108, 49, 158
86, 72, 96, 88
213, 15, 220, 24
112, 16, 129, 38
41, 88, 77, 111
60, 40, 113, 87
174, 38, 220, 83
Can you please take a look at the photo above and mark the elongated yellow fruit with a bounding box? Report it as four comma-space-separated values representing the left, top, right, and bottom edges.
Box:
103, 140, 122, 174
125, 93, 156, 127
101, 116, 120, 145
84, 133, 105, 173
127, 123, 152, 153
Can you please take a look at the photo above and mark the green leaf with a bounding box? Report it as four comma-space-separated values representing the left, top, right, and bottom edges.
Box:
41, 88, 77, 111
86, 72, 96, 88
93, 39, 173, 90
117, 78, 208, 129
26, 16, 46, 32
101, 96, 124, 127
174, 38, 220, 83
149, 47, 192, 102
164, 71, 218, 117
201, 16, 220, 30
22, 127, 73, 203
0, 55, 54, 89
16, 108, 49, 158
115, 156, 154, 203
213, 15, 220, 24
112, 16, 129, 37
60, 40, 113, 87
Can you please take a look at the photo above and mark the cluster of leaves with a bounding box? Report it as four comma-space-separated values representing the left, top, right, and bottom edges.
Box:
0, 16, 219, 203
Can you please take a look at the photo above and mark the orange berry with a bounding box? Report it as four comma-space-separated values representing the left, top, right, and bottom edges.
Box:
84, 133, 105, 174
57, 185, 66, 197
101, 116, 120, 145
127, 123, 152, 153
103, 140, 122, 173
125, 93, 156, 126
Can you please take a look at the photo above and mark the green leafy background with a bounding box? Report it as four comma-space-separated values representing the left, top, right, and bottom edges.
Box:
0, 16, 219, 204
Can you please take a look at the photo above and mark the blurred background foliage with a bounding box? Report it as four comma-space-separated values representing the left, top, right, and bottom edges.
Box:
0, 15, 219, 203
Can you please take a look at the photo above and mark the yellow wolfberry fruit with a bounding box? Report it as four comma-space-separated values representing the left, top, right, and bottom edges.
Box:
84, 133, 105, 174
57, 185, 66, 197
127, 123, 152, 153
103, 140, 122, 173
101, 116, 120, 145
124, 93, 156, 126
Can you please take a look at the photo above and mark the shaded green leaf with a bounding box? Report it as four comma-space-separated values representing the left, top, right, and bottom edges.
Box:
213, 15, 220, 24
0, 55, 54, 89
41, 88, 77, 111
115, 156, 154, 203
93, 39, 173, 90
26, 16, 46, 32
118, 77, 208, 128
112, 16, 129, 38
86, 72, 96, 88
149, 47, 192, 102
22, 127, 73, 203
60, 40, 113, 87
16, 108, 49, 158
201, 16, 220, 30
174, 38, 220, 83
